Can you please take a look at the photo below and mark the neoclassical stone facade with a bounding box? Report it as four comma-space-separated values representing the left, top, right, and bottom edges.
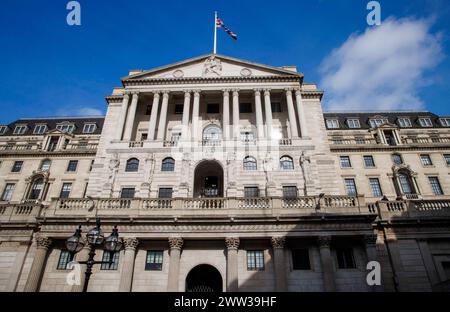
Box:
0, 54, 449, 292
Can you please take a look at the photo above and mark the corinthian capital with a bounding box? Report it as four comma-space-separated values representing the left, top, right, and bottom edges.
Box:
35, 235, 52, 249
168, 237, 184, 250
317, 236, 332, 248
271, 236, 286, 249
225, 237, 240, 250
123, 237, 139, 250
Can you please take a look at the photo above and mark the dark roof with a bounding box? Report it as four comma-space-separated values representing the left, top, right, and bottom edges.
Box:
0, 116, 105, 136
323, 111, 449, 130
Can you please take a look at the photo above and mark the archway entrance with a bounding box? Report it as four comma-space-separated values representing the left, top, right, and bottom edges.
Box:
186, 264, 223, 292
193, 160, 224, 198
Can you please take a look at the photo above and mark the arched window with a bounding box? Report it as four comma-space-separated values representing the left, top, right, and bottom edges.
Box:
243, 156, 257, 171
280, 156, 294, 170
203, 125, 222, 142
162, 157, 175, 172
29, 178, 44, 200
392, 154, 403, 165
125, 158, 139, 172
40, 159, 51, 171
398, 173, 415, 194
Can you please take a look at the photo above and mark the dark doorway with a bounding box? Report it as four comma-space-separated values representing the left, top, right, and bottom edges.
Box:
193, 160, 224, 198
186, 264, 223, 292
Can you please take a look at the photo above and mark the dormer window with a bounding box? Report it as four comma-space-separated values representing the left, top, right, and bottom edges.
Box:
33, 124, 47, 134
83, 123, 97, 134
439, 118, 450, 127
347, 119, 361, 129
0, 126, 7, 135
418, 118, 433, 127
326, 119, 339, 129
56, 123, 75, 133
369, 118, 388, 128
398, 118, 412, 128
13, 125, 27, 135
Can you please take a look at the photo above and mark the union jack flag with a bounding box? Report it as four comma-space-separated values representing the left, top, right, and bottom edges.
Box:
216, 18, 238, 40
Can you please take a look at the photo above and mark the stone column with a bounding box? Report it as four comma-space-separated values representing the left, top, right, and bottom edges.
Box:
181, 91, 191, 139
123, 92, 139, 141
364, 234, 378, 262
254, 89, 265, 139
167, 237, 184, 292
71, 245, 90, 292
285, 89, 299, 138
148, 92, 161, 140
222, 90, 231, 140
116, 93, 130, 140
318, 236, 336, 292
225, 237, 240, 292
157, 91, 170, 141
119, 238, 139, 292
232, 90, 240, 139
191, 91, 201, 141
264, 90, 273, 139
24, 235, 52, 292
294, 89, 308, 137
271, 237, 287, 292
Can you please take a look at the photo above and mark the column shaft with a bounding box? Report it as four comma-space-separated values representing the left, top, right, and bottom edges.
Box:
191, 91, 200, 141
123, 92, 139, 141
286, 90, 299, 137
318, 236, 336, 292
254, 90, 265, 139
148, 92, 160, 140
271, 237, 287, 292
295, 89, 308, 137
24, 236, 52, 292
225, 238, 239, 292
181, 91, 191, 139
157, 92, 170, 140
222, 90, 230, 140
116, 93, 130, 140
119, 238, 139, 292
264, 90, 273, 139
167, 237, 183, 292
232, 90, 240, 139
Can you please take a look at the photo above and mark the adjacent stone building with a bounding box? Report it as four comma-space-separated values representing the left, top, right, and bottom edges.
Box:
0, 54, 449, 292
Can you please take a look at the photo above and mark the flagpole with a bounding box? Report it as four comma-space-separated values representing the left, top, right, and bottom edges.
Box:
213, 11, 217, 54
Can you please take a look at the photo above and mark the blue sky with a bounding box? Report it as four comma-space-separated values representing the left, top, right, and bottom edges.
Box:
0, 0, 449, 124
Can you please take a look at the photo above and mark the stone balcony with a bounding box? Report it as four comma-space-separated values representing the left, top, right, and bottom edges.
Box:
368, 198, 450, 220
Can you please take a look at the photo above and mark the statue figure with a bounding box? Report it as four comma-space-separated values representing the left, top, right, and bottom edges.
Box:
299, 152, 311, 195
203, 56, 222, 76
108, 153, 120, 196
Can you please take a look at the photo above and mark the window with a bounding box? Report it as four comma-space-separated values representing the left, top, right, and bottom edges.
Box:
244, 187, 259, 198
336, 248, 356, 269
398, 118, 412, 128
40, 159, 51, 171
56, 124, 75, 133
174, 104, 184, 114
13, 125, 27, 135
11, 161, 23, 173
363, 156, 375, 168
344, 179, 357, 196
283, 186, 298, 199
347, 119, 361, 129
29, 178, 44, 200
83, 123, 96, 134
145, 104, 152, 115
392, 154, 403, 165
398, 174, 414, 194
145, 251, 163, 271
0, 126, 7, 135
125, 158, 139, 172
33, 124, 47, 134
418, 118, 433, 127
158, 188, 173, 198
420, 154, 433, 166
67, 160, 78, 172
240, 131, 255, 142
161, 158, 175, 172
1, 183, 15, 201
271, 102, 282, 113
60, 183, 72, 199
280, 156, 294, 170
439, 118, 450, 127
247, 250, 264, 271
428, 177, 444, 195
292, 249, 311, 270
100, 251, 120, 270
444, 155, 450, 166
369, 118, 388, 128
207, 103, 220, 114
121, 188, 135, 198
243, 156, 257, 171
203, 125, 222, 142
57, 250, 74, 270
369, 178, 383, 197
340, 156, 352, 168
239, 103, 252, 113
326, 119, 339, 129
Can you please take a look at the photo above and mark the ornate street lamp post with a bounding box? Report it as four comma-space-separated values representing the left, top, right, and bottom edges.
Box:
66, 218, 123, 292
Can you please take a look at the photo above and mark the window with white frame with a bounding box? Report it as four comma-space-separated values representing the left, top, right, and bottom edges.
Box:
0, 126, 7, 135
444, 154, 450, 166
439, 118, 450, 127
59, 183, 72, 199
13, 125, 27, 135
340, 156, 352, 168
247, 250, 264, 271
363, 155, 376, 168
83, 123, 96, 134
56, 123, 75, 133
57, 250, 74, 270
428, 177, 444, 195
1, 183, 15, 201
33, 124, 47, 134
40, 159, 51, 171
369, 178, 383, 197
420, 154, 433, 166
397, 118, 412, 128
418, 118, 433, 127
326, 119, 339, 129
347, 119, 361, 129
369, 118, 388, 128
344, 178, 357, 196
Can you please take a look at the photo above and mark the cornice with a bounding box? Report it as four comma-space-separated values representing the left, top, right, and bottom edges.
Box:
0, 150, 97, 158
105, 95, 124, 104
301, 90, 324, 100
330, 144, 450, 153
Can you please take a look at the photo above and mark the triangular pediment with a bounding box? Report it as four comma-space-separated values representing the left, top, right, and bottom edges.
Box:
123, 54, 303, 81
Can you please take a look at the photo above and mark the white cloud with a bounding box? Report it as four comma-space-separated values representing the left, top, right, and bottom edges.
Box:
319, 17, 443, 111
76, 107, 104, 116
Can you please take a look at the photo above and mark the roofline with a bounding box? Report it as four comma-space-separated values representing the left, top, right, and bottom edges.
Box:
16, 116, 105, 120
324, 110, 432, 114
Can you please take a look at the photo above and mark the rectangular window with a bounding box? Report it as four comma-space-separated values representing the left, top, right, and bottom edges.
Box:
13, 125, 27, 135
444, 154, 450, 166
121, 188, 135, 199
100, 251, 120, 270
33, 124, 47, 134
439, 118, 450, 127
292, 249, 311, 270
420, 154, 433, 166
398, 118, 412, 128
1, 183, 15, 201
67, 160, 78, 172
145, 250, 163, 271
247, 250, 264, 271
57, 250, 74, 270
271, 102, 282, 113
11, 161, 23, 173
418, 118, 433, 127
56, 124, 75, 133
344, 179, 357, 196
363, 155, 375, 168
340, 156, 352, 168
145, 104, 152, 115
326, 119, 339, 129
0, 126, 7, 135
59, 183, 72, 199
282, 186, 298, 199
158, 188, 173, 198
368, 118, 388, 128
244, 187, 259, 198
239, 103, 252, 113
347, 119, 361, 129
336, 248, 356, 269
207, 103, 220, 114
428, 177, 444, 195
369, 178, 383, 197
174, 104, 184, 114
83, 123, 96, 134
